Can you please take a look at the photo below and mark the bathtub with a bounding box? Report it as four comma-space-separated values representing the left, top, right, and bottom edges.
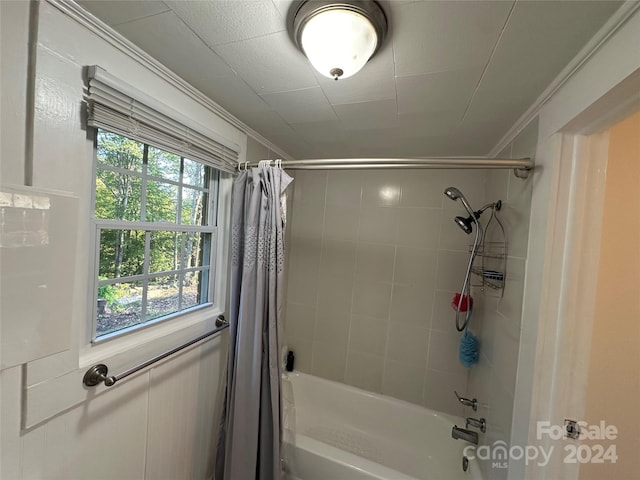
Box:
282, 372, 482, 480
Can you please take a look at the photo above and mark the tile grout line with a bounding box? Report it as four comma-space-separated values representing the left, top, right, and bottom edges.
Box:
342, 176, 363, 385
309, 171, 329, 375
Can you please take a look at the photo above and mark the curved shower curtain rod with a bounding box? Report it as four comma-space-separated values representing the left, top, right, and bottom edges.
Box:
239, 157, 533, 178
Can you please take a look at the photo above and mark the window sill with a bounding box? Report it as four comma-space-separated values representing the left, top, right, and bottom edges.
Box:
80, 304, 224, 370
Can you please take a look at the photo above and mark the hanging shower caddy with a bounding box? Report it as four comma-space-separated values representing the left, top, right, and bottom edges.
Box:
470, 206, 507, 296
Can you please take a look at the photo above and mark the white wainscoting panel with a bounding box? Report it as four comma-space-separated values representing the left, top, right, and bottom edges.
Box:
145, 336, 226, 480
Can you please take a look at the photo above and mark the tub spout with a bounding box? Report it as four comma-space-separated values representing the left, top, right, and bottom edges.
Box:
451, 425, 478, 445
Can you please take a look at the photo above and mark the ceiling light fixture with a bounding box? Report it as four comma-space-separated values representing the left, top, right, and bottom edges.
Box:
290, 0, 388, 81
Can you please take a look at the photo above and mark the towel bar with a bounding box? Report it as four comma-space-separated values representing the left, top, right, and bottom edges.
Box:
83, 315, 229, 387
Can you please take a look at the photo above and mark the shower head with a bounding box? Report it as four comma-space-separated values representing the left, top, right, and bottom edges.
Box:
455, 215, 474, 235
445, 187, 502, 235
451, 201, 503, 234
444, 186, 475, 217
444, 186, 463, 201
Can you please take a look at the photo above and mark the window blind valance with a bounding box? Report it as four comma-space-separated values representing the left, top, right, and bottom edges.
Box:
86, 65, 239, 174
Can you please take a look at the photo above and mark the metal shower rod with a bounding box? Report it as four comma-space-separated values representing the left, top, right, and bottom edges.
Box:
239, 157, 533, 177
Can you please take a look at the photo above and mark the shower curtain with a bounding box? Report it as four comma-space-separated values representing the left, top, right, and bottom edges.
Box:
216, 165, 293, 480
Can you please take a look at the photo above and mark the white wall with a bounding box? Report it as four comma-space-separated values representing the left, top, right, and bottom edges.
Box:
0, 2, 273, 479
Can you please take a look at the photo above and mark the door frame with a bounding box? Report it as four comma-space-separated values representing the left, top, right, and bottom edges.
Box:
509, 68, 640, 480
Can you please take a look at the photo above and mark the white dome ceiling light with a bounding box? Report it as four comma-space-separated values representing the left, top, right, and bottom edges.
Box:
291, 1, 388, 81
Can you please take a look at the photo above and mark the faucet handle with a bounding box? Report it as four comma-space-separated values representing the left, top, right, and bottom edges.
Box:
466, 417, 487, 433
454, 390, 478, 411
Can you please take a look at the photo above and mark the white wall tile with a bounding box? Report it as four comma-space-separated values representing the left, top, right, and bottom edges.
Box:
503, 187, 533, 259
390, 283, 434, 328
487, 383, 515, 444
319, 239, 356, 276
361, 171, 403, 206
323, 205, 360, 241
352, 280, 392, 319
485, 169, 509, 205
355, 242, 395, 282
290, 201, 325, 239
292, 170, 327, 207
286, 266, 318, 306
397, 207, 442, 249
423, 368, 468, 416
492, 322, 521, 397
400, 170, 447, 208
358, 206, 399, 244
431, 289, 459, 332
288, 236, 322, 277
477, 303, 497, 365
427, 329, 466, 374
285, 302, 316, 342
395, 247, 438, 285
345, 351, 384, 392
316, 273, 353, 314
382, 359, 425, 404
313, 308, 350, 346
326, 171, 363, 207
386, 323, 430, 365
348, 314, 388, 356
498, 257, 526, 325
311, 341, 347, 382
435, 250, 471, 291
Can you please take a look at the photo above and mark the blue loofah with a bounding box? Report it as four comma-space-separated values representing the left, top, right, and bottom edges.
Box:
459, 329, 479, 367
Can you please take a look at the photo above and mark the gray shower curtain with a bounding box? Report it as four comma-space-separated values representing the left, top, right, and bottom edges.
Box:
216, 165, 293, 480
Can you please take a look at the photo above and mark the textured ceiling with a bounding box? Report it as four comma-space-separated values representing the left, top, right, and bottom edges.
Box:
78, 0, 623, 159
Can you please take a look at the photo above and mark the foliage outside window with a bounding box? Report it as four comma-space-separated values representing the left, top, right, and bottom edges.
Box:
92, 129, 217, 339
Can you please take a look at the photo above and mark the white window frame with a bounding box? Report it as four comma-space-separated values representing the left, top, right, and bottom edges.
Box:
88, 128, 221, 343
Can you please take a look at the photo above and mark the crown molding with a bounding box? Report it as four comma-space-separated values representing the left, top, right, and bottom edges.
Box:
46, 0, 293, 161
489, 1, 640, 158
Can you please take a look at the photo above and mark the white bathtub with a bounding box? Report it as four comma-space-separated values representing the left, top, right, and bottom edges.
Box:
282, 372, 482, 480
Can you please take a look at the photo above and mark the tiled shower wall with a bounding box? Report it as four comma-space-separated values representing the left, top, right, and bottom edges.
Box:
469, 119, 537, 480
284, 167, 494, 414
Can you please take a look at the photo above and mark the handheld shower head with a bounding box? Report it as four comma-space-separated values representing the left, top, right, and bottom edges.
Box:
444, 186, 475, 217
444, 187, 462, 201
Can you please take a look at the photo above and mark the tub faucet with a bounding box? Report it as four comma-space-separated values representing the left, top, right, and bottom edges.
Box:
454, 390, 477, 411
452, 425, 478, 445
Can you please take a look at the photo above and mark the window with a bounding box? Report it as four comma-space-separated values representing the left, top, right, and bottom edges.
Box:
92, 129, 218, 340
